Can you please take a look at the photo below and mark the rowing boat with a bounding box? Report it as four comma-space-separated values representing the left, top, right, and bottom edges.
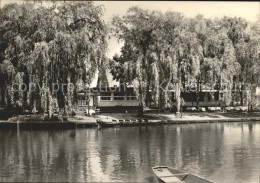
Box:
152, 166, 214, 183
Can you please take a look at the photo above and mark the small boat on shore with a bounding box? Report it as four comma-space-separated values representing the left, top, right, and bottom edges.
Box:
96, 120, 117, 128
152, 166, 213, 183
96, 117, 152, 128
96, 117, 119, 128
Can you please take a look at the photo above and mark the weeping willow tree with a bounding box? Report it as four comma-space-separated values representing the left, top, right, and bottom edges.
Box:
246, 26, 260, 108
0, 60, 16, 107
222, 17, 260, 107
111, 7, 162, 116
200, 16, 258, 107
110, 7, 260, 114
202, 29, 240, 106
0, 1, 108, 118
146, 12, 203, 113
111, 9, 203, 114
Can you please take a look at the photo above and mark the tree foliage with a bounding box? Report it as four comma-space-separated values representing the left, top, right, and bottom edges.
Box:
0, 1, 108, 118
110, 7, 260, 114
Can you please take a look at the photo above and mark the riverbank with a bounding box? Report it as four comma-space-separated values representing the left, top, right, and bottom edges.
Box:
97, 112, 260, 126
0, 115, 97, 129
1, 112, 260, 129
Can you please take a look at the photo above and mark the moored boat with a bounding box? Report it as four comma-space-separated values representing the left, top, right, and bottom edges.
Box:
152, 166, 214, 183
96, 119, 118, 128
96, 116, 152, 128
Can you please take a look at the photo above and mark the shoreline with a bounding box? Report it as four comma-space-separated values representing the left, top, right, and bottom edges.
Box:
1, 112, 260, 129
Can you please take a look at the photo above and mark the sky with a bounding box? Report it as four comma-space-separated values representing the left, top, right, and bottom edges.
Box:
1, 0, 259, 58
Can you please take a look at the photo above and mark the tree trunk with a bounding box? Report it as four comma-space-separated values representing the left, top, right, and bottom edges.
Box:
143, 47, 152, 109
240, 92, 244, 106
138, 85, 144, 117
145, 78, 151, 108
240, 85, 244, 106
196, 76, 200, 111
0, 86, 5, 106
250, 83, 253, 112
176, 82, 181, 113
176, 64, 181, 115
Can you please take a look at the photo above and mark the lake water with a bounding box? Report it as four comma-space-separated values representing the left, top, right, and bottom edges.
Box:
0, 122, 260, 183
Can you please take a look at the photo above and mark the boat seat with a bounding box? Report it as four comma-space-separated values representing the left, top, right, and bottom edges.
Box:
172, 173, 189, 176
172, 173, 189, 180
160, 176, 183, 183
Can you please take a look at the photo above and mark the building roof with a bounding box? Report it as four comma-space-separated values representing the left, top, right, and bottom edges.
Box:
90, 68, 119, 88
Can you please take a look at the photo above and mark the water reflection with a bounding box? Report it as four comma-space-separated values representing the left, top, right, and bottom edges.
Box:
0, 122, 260, 182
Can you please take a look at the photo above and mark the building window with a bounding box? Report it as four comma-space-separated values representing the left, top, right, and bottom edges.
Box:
100, 93, 111, 101
214, 92, 219, 101
114, 93, 125, 100
78, 95, 86, 106
181, 92, 196, 102
199, 93, 205, 102
127, 93, 137, 100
